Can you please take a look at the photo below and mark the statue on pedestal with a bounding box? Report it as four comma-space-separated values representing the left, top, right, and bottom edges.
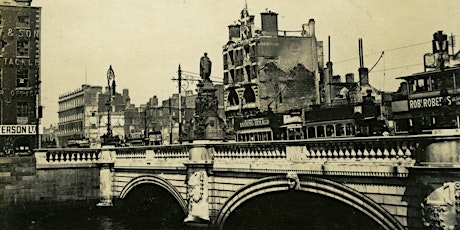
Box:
200, 53, 212, 82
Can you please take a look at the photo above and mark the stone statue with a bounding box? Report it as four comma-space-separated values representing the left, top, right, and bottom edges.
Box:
200, 52, 212, 82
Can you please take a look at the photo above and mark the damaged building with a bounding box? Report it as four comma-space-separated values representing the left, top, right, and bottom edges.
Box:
222, 6, 324, 141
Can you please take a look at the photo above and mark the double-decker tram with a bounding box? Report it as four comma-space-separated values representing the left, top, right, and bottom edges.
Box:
390, 66, 460, 134
390, 31, 460, 134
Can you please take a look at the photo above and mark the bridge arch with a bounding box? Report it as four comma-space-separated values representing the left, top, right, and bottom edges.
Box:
215, 175, 404, 230
119, 175, 187, 214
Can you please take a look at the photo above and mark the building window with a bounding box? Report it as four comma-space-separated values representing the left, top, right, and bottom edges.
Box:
16, 15, 30, 28
17, 69, 29, 87
228, 89, 239, 106
0, 39, 6, 56
17, 40, 29, 57
243, 86, 255, 103
245, 65, 252, 81
345, 123, 355, 135
230, 69, 235, 83
17, 102, 28, 117
223, 72, 229, 85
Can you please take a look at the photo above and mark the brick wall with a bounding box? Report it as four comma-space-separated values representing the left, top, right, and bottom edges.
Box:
0, 156, 100, 208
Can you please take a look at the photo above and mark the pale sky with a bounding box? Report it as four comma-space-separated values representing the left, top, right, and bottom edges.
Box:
31, 0, 460, 127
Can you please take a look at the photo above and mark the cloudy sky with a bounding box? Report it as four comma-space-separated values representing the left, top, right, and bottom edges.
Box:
31, 0, 460, 127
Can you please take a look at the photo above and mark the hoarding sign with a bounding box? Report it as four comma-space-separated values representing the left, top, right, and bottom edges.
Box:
0, 125, 36, 135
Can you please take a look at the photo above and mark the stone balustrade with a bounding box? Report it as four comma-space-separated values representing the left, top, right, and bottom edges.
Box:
34, 134, 460, 169
35, 148, 100, 169
213, 142, 286, 159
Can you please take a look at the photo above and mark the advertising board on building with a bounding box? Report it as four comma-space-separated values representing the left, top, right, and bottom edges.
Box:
0, 125, 36, 135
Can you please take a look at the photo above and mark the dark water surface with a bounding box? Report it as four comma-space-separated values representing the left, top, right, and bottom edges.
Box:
1, 200, 188, 230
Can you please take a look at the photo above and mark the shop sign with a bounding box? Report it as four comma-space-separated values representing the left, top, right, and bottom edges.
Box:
239, 118, 270, 128
0, 125, 36, 135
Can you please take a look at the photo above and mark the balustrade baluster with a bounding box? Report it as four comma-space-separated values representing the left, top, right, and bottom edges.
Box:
338, 149, 345, 158
350, 149, 357, 158
327, 150, 333, 157
261, 148, 267, 158
320, 149, 327, 158
390, 148, 397, 157
356, 149, 363, 158
376, 149, 383, 159
269, 147, 275, 158
274, 147, 281, 158
304, 147, 311, 158
333, 149, 338, 158
397, 148, 405, 158
363, 149, 369, 159
369, 149, 376, 158
343, 149, 350, 158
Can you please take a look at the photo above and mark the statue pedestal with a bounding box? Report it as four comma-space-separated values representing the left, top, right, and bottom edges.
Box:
193, 79, 224, 140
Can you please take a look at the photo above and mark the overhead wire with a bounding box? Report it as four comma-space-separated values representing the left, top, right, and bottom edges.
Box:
335, 41, 431, 64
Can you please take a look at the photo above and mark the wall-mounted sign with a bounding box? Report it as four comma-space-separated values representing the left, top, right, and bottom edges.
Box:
4, 58, 39, 67
0, 125, 36, 135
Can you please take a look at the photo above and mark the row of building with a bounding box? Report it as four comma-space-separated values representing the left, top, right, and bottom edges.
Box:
6, 2, 460, 151
44, 6, 368, 147
42, 6, 322, 147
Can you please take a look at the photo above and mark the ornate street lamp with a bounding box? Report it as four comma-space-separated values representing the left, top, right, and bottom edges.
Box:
105, 65, 115, 145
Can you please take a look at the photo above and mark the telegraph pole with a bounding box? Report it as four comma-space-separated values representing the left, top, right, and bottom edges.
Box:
171, 65, 183, 144
178, 65, 182, 144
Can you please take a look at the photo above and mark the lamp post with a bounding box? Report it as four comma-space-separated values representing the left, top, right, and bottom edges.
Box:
105, 65, 115, 145
35, 67, 41, 149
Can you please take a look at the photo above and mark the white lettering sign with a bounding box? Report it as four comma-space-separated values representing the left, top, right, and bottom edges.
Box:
4, 58, 39, 67
239, 118, 270, 128
0, 125, 36, 135
409, 96, 452, 109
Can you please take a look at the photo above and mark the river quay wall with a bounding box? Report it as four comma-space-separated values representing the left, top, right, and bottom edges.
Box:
0, 156, 99, 209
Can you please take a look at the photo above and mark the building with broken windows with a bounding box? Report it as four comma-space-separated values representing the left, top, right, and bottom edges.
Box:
223, 6, 324, 141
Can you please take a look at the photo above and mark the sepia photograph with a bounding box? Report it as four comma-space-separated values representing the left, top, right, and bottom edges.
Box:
0, 0, 460, 229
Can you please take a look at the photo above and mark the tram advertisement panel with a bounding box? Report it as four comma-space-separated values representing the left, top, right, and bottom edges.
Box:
409, 95, 459, 110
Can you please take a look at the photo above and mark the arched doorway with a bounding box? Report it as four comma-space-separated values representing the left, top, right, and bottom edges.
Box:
216, 175, 403, 230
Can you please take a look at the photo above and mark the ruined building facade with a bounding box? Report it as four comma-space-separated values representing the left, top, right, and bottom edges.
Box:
223, 7, 324, 140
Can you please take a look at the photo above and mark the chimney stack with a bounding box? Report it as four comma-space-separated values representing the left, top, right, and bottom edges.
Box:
261, 11, 278, 36
228, 24, 241, 41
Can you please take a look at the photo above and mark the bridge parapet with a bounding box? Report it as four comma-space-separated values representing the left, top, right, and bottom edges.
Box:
35, 148, 100, 169
210, 136, 418, 163
113, 145, 191, 168
34, 134, 460, 170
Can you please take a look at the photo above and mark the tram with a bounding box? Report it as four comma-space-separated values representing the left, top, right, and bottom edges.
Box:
233, 90, 386, 142
389, 31, 460, 134
390, 66, 460, 134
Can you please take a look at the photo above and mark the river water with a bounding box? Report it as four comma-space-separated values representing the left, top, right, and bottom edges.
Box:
1, 200, 189, 230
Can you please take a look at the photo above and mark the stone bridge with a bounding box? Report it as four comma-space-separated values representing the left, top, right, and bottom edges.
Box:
34, 134, 460, 229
